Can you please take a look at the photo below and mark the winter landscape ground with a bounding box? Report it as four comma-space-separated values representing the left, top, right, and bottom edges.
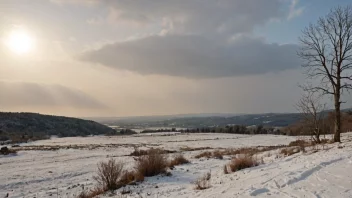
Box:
1, 132, 352, 198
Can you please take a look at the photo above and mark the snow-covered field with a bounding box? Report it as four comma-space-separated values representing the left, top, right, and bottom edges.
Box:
1, 133, 352, 198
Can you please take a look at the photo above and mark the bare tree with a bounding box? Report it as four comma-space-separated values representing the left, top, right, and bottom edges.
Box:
298, 6, 352, 142
296, 91, 326, 143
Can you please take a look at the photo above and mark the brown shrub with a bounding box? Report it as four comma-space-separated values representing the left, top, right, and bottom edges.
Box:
0, 147, 17, 155
93, 158, 124, 191
130, 148, 176, 156
280, 147, 300, 156
77, 187, 106, 198
228, 155, 259, 172
120, 170, 144, 185
288, 139, 310, 147
136, 149, 168, 177
180, 146, 213, 151
212, 150, 223, 159
194, 172, 211, 190
169, 154, 190, 167
194, 151, 212, 159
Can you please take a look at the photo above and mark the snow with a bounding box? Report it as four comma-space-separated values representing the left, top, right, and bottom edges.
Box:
1, 133, 352, 198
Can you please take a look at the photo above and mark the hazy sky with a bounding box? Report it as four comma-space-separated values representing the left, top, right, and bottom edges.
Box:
0, 0, 351, 117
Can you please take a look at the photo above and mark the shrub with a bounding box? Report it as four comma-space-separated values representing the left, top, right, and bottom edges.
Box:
93, 158, 124, 191
180, 146, 213, 151
136, 149, 168, 177
0, 147, 17, 155
130, 148, 175, 156
169, 154, 190, 167
194, 151, 212, 159
194, 172, 211, 190
77, 187, 105, 198
228, 155, 259, 172
120, 170, 144, 185
280, 147, 301, 156
212, 150, 223, 159
288, 139, 309, 147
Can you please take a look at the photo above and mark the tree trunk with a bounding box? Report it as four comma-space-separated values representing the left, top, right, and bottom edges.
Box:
334, 93, 341, 142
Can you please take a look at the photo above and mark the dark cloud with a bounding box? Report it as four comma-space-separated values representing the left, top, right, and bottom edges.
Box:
80, 35, 300, 78
0, 81, 105, 109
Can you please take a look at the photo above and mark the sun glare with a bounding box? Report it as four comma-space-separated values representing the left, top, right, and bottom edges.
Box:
5, 29, 35, 55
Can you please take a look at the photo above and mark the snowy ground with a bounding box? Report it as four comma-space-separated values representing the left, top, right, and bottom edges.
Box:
1, 133, 351, 198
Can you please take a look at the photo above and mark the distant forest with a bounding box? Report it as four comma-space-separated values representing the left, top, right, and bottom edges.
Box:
0, 112, 115, 144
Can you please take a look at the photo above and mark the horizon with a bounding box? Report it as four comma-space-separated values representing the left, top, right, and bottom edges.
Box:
1, 0, 352, 117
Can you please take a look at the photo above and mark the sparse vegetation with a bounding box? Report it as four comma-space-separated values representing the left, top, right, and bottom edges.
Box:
78, 187, 106, 198
194, 172, 211, 190
194, 145, 286, 159
0, 146, 17, 155
93, 158, 124, 191
212, 150, 223, 159
136, 149, 168, 177
194, 151, 213, 159
228, 155, 260, 172
130, 148, 176, 156
169, 154, 190, 167
120, 170, 144, 185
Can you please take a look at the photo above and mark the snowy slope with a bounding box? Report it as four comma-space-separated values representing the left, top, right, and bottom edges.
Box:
1, 133, 351, 198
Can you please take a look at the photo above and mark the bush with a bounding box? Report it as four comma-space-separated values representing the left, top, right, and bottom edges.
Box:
288, 139, 310, 147
120, 170, 144, 185
169, 154, 190, 167
194, 172, 211, 190
0, 147, 17, 155
93, 158, 124, 191
280, 147, 301, 156
130, 148, 175, 156
194, 151, 212, 159
77, 187, 105, 198
228, 155, 259, 172
212, 150, 223, 159
136, 149, 168, 177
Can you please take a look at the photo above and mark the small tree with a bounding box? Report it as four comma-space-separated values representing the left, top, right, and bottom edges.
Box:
296, 91, 326, 143
298, 6, 352, 142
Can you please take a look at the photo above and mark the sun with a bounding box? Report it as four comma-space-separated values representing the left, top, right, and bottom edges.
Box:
5, 29, 35, 55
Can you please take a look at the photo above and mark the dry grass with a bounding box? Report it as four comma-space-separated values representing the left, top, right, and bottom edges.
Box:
0, 147, 17, 155
288, 139, 310, 147
169, 154, 190, 167
194, 172, 211, 190
136, 149, 168, 177
212, 150, 223, 159
194, 151, 212, 159
228, 155, 260, 172
93, 158, 124, 191
77, 187, 106, 198
320, 138, 332, 144
120, 170, 144, 185
180, 146, 213, 151
130, 148, 176, 156
280, 147, 301, 156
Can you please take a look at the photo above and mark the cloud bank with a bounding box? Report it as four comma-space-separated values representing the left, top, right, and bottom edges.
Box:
81, 35, 300, 78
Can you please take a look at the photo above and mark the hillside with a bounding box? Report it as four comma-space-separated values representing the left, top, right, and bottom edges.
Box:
0, 112, 115, 142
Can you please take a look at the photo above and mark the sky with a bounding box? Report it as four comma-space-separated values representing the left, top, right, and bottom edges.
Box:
0, 0, 351, 117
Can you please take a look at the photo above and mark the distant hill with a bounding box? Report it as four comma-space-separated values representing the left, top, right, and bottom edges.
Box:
97, 109, 352, 129
0, 112, 115, 142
